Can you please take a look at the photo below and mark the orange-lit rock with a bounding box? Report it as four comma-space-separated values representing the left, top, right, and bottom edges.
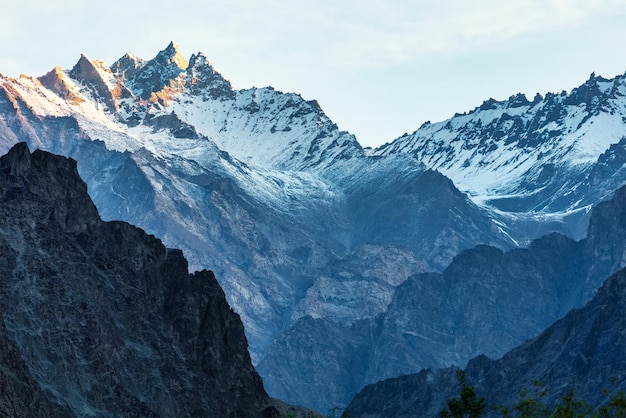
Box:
38, 67, 84, 105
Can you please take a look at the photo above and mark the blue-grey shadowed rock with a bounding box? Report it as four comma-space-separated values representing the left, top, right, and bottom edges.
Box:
345, 267, 626, 417
258, 185, 625, 413
0, 143, 280, 417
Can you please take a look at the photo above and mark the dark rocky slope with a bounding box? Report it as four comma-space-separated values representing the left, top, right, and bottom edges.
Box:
0, 306, 71, 417
345, 267, 626, 417
0, 48, 522, 396
258, 185, 625, 413
0, 142, 277, 417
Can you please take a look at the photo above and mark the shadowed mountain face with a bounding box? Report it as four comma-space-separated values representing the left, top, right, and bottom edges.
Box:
1, 43, 625, 414
257, 185, 625, 413
0, 143, 277, 417
0, 43, 515, 367
345, 267, 626, 417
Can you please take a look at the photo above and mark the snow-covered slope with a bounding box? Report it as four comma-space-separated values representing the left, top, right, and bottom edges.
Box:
376, 73, 626, 239
2, 42, 624, 413
108, 42, 365, 173
0, 42, 513, 366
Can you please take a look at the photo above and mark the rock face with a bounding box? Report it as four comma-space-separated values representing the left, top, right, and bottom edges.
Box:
257, 185, 626, 413
376, 73, 626, 241
1, 43, 625, 414
0, 43, 514, 368
345, 267, 626, 417
0, 143, 276, 417
0, 306, 71, 417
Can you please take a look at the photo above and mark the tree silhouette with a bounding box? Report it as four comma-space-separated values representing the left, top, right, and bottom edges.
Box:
440, 370, 486, 418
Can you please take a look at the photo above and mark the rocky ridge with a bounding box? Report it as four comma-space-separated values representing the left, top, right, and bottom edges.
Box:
0, 143, 277, 417
257, 185, 626, 412
345, 267, 626, 417
0, 43, 514, 365
376, 72, 626, 240
0, 42, 625, 414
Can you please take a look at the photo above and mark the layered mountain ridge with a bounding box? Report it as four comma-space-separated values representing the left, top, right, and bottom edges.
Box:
376, 72, 626, 240
0, 42, 515, 364
257, 185, 626, 412
345, 267, 626, 417
1, 42, 625, 413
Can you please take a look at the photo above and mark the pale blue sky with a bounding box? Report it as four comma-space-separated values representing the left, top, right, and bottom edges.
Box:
2, 0, 626, 148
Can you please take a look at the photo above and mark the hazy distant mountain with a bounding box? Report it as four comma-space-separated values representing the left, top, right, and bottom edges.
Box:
376, 74, 626, 241
257, 185, 625, 412
345, 266, 626, 417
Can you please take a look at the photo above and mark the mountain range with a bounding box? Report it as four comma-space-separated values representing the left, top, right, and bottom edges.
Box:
257, 184, 626, 412
0, 142, 279, 416
345, 266, 626, 417
376, 74, 626, 241
0, 42, 514, 360
1, 42, 625, 413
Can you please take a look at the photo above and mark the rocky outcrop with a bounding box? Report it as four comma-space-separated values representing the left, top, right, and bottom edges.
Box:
258, 185, 626, 413
119, 41, 188, 100
2, 44, 625, 416
0, 143, 277, 417
38, 67, 85, 105
69, 54, 132, 112
0, 306, 71, 417
345, 268, 626, 417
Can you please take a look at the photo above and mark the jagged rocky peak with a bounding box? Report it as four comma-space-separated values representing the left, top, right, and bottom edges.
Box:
186, 51, 234, 99
68, 53, 132, 111
506, 92, 530, 108
110, 51, 146, 79
1, 142, 100, 233
0, 141, 31, 176
0, 143, 281, 416
122, 41, 189, 99
471, 92, 531, 112
69, 54, 109, 86
563, 71, 622, 108
38, 66, 84, 105
160, 40, 189, 70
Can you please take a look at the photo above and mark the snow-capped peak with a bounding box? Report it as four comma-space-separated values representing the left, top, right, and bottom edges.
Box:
160, 41, 189, 70
68, 53, 134, 112
111, 52, 146, 80
119, 42, 188, 100
38, 66, 85, 105
185, 52, 234, 99
375, 71, 626, 219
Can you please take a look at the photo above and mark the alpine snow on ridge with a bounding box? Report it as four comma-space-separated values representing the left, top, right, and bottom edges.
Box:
0, 42, 514, 362
376, 73, 626, 241
1, 42, 625, 412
